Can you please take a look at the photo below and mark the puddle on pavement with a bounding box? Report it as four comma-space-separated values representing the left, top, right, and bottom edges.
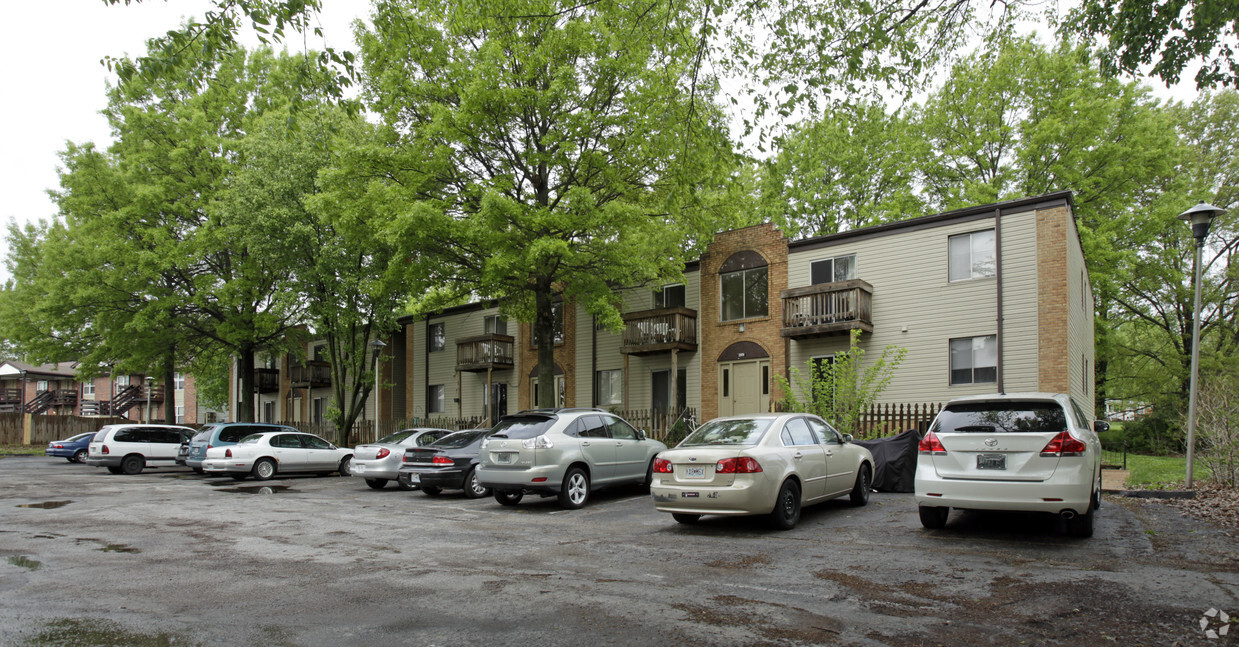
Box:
16, 501, 72, 509
8, 556, 42, 571
215, 485, 290, 495
98, 544, 141, 554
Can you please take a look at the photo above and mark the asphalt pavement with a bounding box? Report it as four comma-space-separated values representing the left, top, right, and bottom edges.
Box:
0, 456, 1236, 646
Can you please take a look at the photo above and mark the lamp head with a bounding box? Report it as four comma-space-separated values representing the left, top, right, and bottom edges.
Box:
1179, 202, 1225, 241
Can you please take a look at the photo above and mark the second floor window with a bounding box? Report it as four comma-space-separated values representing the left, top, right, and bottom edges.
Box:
811, 254, 856, 284
653, 284, 686, 309
429, 323, 445, 352
948, 230, 996, 281
721, 267, 768, 321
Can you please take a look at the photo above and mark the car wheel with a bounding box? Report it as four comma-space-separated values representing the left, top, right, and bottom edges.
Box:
849, 463, 872, 506
365, 479, 388, 490
337, 456, 353, 477
494, 490, 523, 506
918, 505, 950, 529
559, 467, 590, 509
768, 479, 801, 530
121, 455, 144, 475
462, 467, 489, 499
396, 474, 419, 491
73, 450, 87, 463
1067, 495, 1097, 538
251, 458, 276, 481
106, 466, 124, 475
672, 513, 700, 525
421, 486, 443, 496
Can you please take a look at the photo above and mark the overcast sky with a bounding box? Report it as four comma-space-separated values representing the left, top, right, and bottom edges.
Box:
0, 2, 1201, 286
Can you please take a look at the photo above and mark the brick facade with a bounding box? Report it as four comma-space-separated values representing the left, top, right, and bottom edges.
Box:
699, 223, 790, 421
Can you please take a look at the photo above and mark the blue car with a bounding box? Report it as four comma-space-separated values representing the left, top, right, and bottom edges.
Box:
45, 432, 97, 463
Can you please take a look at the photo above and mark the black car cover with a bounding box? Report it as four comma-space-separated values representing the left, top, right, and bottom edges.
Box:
855, 429, 920, 493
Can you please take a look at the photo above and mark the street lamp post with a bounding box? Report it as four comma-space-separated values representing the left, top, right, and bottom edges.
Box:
368, 339, 387, 442
145, 376, 155, 423
1179, 201, 1225, 489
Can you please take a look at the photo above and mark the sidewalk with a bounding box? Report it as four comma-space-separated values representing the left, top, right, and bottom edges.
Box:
1102, 469, 1129, 493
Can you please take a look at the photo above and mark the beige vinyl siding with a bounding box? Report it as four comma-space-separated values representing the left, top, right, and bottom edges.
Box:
609, 270, 703, 412
1066, 220, 1095, 412
999, 210, 1040, 392
787, 217, 1004, 404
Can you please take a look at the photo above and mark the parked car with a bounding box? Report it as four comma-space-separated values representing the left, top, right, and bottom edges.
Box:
352, 427, 452, 490
398, 428, 496, 497
477, 408, 667, 509
45, 432, 96, 463
914, 392, 1107, 538
201, 431, 353, 481
180, 423, 300, 474
649, 413, 874, 530
85, 424, 198, 475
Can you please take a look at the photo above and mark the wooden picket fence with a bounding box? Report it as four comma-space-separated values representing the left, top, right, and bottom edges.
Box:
0, 413, 132, 446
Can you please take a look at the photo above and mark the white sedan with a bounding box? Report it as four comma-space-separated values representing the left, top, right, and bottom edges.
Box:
351, 427, 451, 490
650, 413, 874, 530
202, 431, 354, 481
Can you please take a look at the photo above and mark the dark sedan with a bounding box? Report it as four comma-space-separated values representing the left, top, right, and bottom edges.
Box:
398, 429, 495, 498
46, 432, 96, 463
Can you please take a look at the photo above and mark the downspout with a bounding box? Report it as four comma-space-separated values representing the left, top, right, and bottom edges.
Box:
995, 208, 1005, 395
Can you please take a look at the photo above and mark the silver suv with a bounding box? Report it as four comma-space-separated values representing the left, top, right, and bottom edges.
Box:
476, 409, 667, 509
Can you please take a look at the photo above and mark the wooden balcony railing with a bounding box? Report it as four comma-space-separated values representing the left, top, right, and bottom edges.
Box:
620, 307, 698, 356
456, 334, 515, 372
256, 368, 281, 393
780, 280, 874, 339
290, 361, 332, 387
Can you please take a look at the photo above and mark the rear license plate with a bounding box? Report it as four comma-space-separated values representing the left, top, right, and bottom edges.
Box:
495, 453, 512, 464
684, 466, 706, 479
977, 454, 1006, 470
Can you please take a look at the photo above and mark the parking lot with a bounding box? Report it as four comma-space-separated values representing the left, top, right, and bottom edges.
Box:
1, 456, 1236, 646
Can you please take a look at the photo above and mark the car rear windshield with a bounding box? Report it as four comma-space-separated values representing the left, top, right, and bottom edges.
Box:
432, 430, 490, 449
934, 401, 1068, 434
489, 416, 555, 440
679, 418, 773, 446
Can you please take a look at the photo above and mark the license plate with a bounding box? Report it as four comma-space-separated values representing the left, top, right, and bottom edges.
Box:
495, 453, 512, 464
977, 454, 1006, 470
684, 466, 706, 479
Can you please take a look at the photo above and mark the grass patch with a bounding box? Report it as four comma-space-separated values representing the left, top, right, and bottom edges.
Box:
0, 445, 48, 456
1125, 454, 1213, 489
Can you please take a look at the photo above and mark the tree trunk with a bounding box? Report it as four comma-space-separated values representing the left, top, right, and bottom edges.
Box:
237, 347, 256, 422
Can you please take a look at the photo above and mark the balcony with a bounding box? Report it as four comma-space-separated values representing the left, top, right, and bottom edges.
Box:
456, 334, 515, 372
290, 361, 332, 388
256, 368, 281, 393
620, 307, 698, 356
780, 280, 874, 339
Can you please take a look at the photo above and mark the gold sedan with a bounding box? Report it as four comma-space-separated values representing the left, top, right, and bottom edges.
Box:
650, 413, 875, 530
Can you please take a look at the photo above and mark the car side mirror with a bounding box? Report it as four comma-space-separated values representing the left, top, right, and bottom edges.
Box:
1093, 420, 1110, 433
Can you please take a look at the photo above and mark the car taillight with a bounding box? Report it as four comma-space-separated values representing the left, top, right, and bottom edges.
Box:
431, 455, 453, 465
225, 448, 233, 458
376, 448, 390, 460
102, 445, 109, 455
522, 436, 554, 449
919, 431, 947, 455
1040, 432, 1087, 457
715, 457, 762, 474
653, 457, 673, 473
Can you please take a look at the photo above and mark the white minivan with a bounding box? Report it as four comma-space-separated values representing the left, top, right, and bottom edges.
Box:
85, 424, 198, 475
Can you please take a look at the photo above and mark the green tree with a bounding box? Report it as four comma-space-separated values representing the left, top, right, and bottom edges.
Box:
775, 329, 907, 437
358, 0, 737, 407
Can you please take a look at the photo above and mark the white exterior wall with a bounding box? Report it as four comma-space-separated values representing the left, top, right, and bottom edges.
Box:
787, 216, 1013, 404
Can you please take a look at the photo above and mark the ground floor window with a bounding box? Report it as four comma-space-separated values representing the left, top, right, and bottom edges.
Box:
950, 335, 997, 385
